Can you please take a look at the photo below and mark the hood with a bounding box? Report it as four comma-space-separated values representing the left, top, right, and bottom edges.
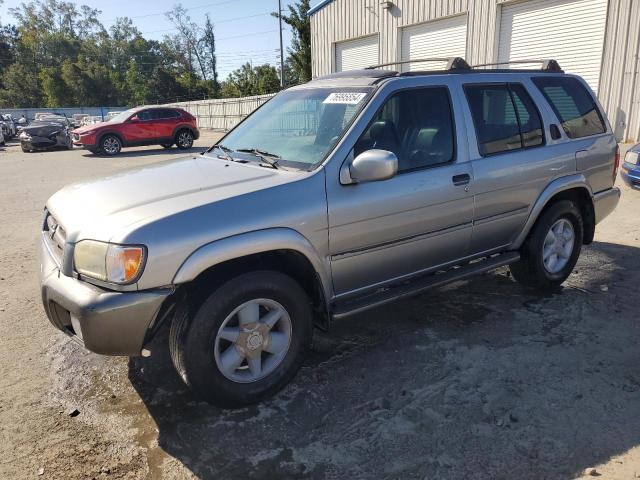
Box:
23, 123, 66, 137
73, 122, 108, 134
46, 154, 303, 243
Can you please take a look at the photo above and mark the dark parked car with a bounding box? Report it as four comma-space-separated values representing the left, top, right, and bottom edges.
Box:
621, 143, 640, 190
1, 114, 17, 138
19, 115, 73, 152
71, 106, 199, 155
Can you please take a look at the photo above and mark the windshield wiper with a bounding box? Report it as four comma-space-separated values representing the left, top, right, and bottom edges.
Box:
235, 148, 280, 169
207, 143, 235, 162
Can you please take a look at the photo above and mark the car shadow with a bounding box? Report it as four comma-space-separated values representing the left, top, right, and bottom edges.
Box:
128, 240, 640, 479
82, 146, 206, 158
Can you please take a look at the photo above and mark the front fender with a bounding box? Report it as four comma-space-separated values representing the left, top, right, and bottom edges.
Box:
172, 227, 332, 301
511, 174, 593, 249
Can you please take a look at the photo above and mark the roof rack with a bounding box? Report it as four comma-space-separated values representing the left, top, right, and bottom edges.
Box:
471, 59, 563, 72
365, 57, 471, 71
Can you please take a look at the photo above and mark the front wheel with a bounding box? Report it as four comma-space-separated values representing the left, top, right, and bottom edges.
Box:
175, 130, 194, 149
100, 134, 122, 156
510, 200, 583, 289
170, 271, 313, 408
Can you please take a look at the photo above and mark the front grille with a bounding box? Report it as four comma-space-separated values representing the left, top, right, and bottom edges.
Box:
44, 212, 66, 265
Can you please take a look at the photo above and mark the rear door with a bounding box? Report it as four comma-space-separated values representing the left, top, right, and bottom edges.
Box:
459, 76, 572, 254
327, 79, 474, 296
153, 108, 180, 140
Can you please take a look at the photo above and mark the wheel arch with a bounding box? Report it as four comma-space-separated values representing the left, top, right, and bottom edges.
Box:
97, 130, 124, 147
172, 124, 196, 139
171, 228, 332, 329
513, 174, 595, 249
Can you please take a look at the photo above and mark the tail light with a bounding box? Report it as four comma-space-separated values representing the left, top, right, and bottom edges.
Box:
613, 145, 620, 183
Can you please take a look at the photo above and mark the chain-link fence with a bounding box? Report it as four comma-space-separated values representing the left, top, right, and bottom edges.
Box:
163, 94, 276, 131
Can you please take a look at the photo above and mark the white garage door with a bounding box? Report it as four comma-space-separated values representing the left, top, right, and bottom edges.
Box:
334, 35, 379, 72
401, 15, 468, 72
498, 0, 607, 93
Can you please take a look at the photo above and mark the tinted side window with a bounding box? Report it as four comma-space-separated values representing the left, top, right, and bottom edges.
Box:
157, 109, 180, 119
354, 87, 455, 172
465, 85, 521, 155
532, 76, 605, 138
510, 84, 543, 148
137, 110, 152, 121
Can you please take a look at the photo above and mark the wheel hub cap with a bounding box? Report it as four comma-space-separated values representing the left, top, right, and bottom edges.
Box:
542, 218, 575, 274
214, 299, 292, 383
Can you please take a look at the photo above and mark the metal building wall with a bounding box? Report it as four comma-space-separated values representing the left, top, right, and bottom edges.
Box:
311, 0, 640, 141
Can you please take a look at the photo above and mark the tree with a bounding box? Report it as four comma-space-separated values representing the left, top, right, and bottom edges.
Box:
0, 62, 43, 107
165, 4, 207, 79
202, 14, 219, 97
220, 63, 281, 98
272, 0, 311, 83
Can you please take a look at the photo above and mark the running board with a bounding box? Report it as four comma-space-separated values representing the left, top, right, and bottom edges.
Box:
331, 251, 520, 320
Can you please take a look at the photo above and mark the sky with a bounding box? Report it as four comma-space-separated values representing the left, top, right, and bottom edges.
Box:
0, 0, 299, 79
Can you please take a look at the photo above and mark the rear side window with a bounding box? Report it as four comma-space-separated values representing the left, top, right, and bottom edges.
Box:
532, 76, 606, 139
464, 83, 544, 156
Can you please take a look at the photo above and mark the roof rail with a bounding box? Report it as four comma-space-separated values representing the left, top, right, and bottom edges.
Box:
365, 57, 471, 71
471, 59, 563, 72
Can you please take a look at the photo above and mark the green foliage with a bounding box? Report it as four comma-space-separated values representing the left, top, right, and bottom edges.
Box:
220, 63, 282, 98
0, 0, 293, 107
273, 0, 311, 83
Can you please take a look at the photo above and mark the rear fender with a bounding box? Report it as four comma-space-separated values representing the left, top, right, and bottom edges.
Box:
512, 174, 593, 249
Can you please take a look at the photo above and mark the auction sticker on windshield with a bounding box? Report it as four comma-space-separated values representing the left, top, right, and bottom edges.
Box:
323, 92, 367, 105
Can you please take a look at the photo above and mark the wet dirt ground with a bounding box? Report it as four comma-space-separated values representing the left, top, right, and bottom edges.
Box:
1, 135, 639, 479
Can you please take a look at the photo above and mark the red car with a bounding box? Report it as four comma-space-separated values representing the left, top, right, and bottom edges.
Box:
72, 107, 199, 156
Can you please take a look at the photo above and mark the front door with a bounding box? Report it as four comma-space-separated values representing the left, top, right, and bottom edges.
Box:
327, 84, 474, 296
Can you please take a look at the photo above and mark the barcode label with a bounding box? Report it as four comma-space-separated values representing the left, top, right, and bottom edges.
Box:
323, 92, 367, 105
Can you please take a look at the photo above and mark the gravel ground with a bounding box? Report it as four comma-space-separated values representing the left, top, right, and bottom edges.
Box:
0, 135, 639, 480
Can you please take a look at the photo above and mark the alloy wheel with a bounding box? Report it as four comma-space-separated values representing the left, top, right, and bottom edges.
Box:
214, 298, 292, 383
542, 218, 575, 274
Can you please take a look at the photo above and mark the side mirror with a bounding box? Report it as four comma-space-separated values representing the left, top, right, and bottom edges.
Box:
347, 149, 398, 184
129, 116, 139, 123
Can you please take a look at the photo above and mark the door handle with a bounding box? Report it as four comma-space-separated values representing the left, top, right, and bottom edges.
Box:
452, 173, 471, 186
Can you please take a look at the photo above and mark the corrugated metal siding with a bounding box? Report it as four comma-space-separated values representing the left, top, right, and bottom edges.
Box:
599, 0, 640, 142
335, 34, 379, 71
498, 0, 607, 93
311, 0, 640, 141
400, 14, 468, 71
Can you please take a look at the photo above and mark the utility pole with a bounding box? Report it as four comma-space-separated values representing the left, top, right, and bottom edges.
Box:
278, 0, 284, 87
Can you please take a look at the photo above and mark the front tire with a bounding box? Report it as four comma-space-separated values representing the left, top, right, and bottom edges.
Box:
175, 129, 194, 149
510, 200, 583, 289
100, 134, 122, 156
170, 271, 313, 408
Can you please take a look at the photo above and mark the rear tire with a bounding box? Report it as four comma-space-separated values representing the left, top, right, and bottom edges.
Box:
510, 200, 583, 289
170, 271, 313, 408
175, 129, 194, 149
99, 134, 122, 156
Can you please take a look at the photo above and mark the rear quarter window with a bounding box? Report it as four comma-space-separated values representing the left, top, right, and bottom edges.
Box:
532, 76, 606, 139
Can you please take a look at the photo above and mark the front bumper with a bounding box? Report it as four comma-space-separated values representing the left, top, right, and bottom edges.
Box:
39, 236, 171, 356
593, 186, 621, 224
22, 137, 58, 150
621, 163, 640, 190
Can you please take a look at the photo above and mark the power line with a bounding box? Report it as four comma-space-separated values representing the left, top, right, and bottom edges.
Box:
102, 0, 238, 24
138, 12, 272, 36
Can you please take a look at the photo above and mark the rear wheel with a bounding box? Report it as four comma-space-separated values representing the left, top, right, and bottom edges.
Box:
510, 200, 583, 289
170, 271, 313, 408
175, 129, 194, 149
100, 134, 122, 156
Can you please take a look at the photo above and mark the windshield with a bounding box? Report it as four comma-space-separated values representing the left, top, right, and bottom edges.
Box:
219, 87, 374, 169
108, 109, 136, 123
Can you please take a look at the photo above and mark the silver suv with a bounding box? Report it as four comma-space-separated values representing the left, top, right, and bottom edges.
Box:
40, 58, 621, 407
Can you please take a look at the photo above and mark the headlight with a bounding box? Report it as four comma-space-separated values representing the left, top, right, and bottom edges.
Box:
74, 240, 146, 284
625, 150, 639, 165
80, 130, 95, 135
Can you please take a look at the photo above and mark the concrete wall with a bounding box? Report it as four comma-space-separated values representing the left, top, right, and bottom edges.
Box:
311, 0, 640, 142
